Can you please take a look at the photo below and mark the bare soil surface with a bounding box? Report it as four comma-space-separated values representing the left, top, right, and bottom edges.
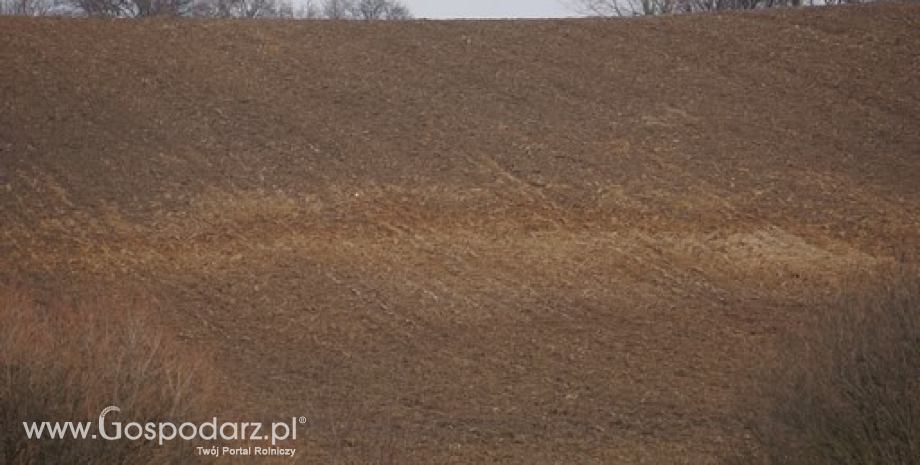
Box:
2, 3, 919, 462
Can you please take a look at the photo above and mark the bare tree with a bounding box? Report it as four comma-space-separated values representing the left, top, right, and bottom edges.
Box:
2, 0, 410, 17
320, 0, 349, 18
69, 0, 126, 16
349, 0, 411, 19
194, 0, 289, 18
566, 0, 680, 16
294, 0, 321, 18
133, 0, 194, 16
563, 0, 887, 15
377, 0, 411, 19
70, 0, 193, 16
317, 0, 411, 19
0, 0, 61, 15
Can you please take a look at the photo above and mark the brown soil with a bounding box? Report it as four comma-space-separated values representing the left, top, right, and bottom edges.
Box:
2, 3, 919, 463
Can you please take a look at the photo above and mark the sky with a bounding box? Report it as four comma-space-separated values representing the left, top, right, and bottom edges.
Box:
402, 0, 575, 19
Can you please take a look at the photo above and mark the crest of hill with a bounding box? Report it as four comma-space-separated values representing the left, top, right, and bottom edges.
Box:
1, 3, 919, 252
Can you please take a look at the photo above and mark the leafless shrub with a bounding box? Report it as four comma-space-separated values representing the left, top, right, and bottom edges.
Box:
735, 265, 920, 465
0, 285, 215, 464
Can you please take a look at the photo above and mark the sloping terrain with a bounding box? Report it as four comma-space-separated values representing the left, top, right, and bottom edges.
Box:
2, 3, 919, 463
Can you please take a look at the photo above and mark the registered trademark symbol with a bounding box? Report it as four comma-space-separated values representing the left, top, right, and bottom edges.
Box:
299, 417, 307, 424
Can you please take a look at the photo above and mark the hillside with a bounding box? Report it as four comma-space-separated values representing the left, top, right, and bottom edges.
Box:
2, 3, 919, 463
